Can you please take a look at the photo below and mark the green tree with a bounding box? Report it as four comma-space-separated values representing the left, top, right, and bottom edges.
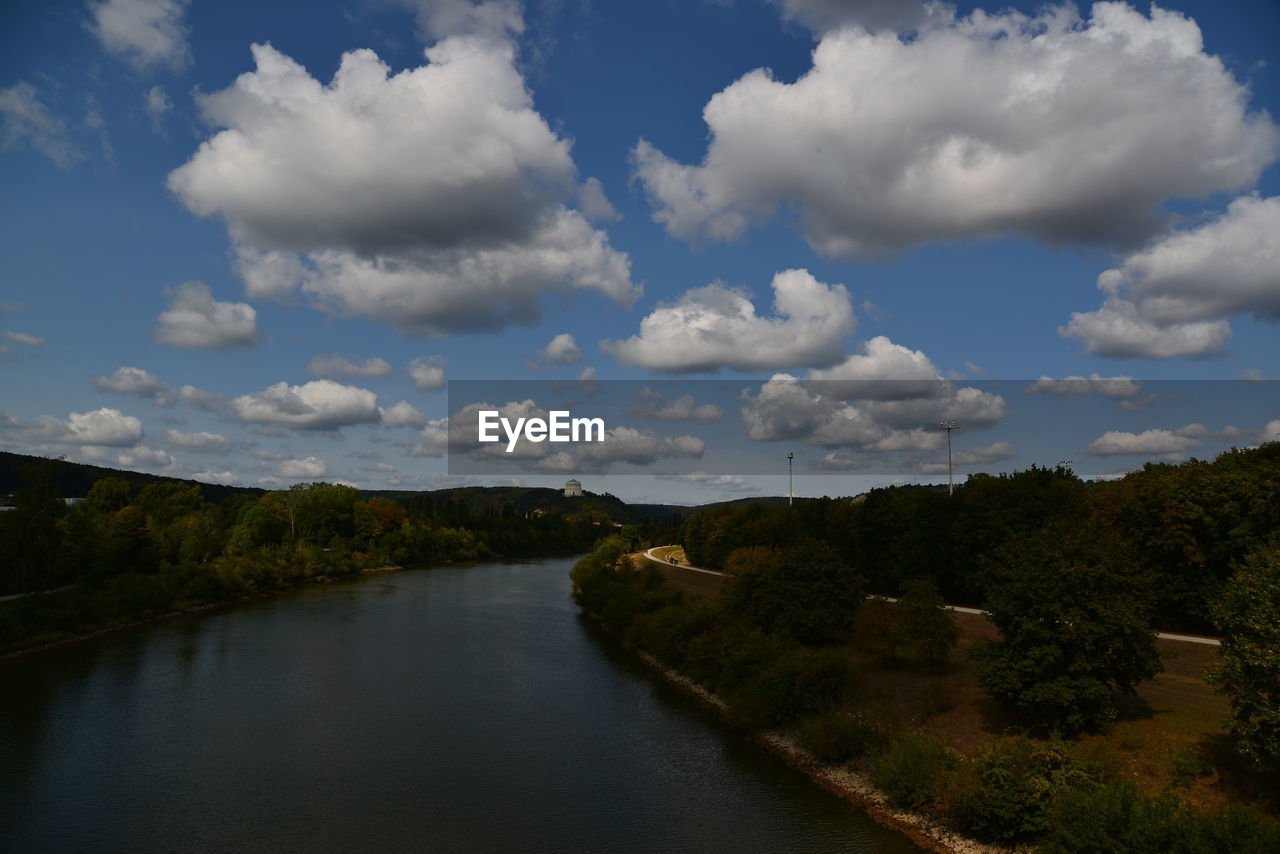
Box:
973, 519, 1161, 733
722, 541, 863, 645
1208, 541, 1280, 769
898, 577, 960, 669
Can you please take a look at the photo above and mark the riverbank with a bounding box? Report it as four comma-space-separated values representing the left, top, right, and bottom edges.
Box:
621, 639, 1003, 854
0, 563, 406, 660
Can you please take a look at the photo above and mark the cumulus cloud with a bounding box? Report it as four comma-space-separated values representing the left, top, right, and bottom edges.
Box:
92, 366, 176, 406
407, 418, 450, 457
741, 350, 1007, 454
630, 388, 724, 423
277, 456, 328, 478
380, 400, 429, 428
144, 85, 172, 127
179, 384, 233, 416
914, 440, 1016, 474
80, 444, 175, 470
537, 333, 582, 365
168, 39, 637, 335
1086, 428, 1203, 457
408, 355, 448, 391
603, 269, 854, 373
0, 82, 82, 170
306, 353, 393, 379
1063, 195, 1280, 358
1, 407, 144, 447
87, 0, 191, 71
633, 4, 1278, 257
397, 0, 524, 42
1263, 420, 1280, 443
163, 429, 234, 454
1024, 374, 1143, 399
767, 0, 930, 34
155, 282, 260, 350
232, 379, 381, 430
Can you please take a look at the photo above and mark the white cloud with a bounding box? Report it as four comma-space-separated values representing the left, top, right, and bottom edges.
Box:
155, 282, 260, 350
168, 39, 637, 335
633, 4, 1278, 257
538, 333, 582, 365
380, 400, 429, 428
1063, 195, 1280, 358
87, 0, 191, 70
1024, 374, 1143, 399
659, 472, 759, 493
1, 407, 144, 447
92, 366, 176, 406
164, 429, 234, 454
278, 456, 328, 478
603, 268, 854, 373
408, 355, 448, 391
193, 470, 240, 486
806, 335, 939, 400
915, 440, 1016, 474
233, 379, 381, 430
630, 389, 724, 423
80, 444, 175, 470
179, 384, 233, 416
0, 82, 82, 170
397, 0, 524, 42
767, 0, 930, 34
407, 418, 450, 457
144, 85, 172, 123
1086, 428, 1202, 456
306, 353, 393, 379
1263, 420, 1280, 443
4, 330, 44, 346
578, 177, 620, 222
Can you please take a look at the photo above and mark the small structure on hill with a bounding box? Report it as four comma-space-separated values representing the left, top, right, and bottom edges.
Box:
564, 478, 583, 497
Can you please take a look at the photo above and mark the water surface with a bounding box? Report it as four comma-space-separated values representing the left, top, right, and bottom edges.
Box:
1, 558, 924, 853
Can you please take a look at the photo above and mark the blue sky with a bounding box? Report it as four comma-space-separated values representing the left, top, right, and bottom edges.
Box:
1, 0, 1277, 504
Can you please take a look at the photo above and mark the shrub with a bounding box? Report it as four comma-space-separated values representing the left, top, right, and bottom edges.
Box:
798, 710, 887, 763
721, 541, 864, 644
871, 732, 956, 811
948, 737, 1088, 843
725, 646, 851, 730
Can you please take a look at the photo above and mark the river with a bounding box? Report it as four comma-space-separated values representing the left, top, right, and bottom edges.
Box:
0, 557, 924, 853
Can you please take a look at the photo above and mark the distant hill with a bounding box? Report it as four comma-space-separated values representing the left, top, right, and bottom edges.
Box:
0, 451, 262, 504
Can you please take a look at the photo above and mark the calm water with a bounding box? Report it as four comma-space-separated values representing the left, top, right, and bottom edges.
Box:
0, 558, 923, 853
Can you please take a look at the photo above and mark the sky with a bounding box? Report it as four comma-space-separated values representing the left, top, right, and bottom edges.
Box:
1, 0, 1278, 504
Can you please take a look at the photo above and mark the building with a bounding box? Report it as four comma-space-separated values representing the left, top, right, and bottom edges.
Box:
564, 478, 583, 497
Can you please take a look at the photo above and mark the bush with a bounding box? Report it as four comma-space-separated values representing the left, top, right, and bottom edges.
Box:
871, 732, 956, 810
798, 709, 887, 763
721, 541, 864, 644
947, 737, 1089, 843
1041, 781, 1280, 854
725, 646, 851, 730
626, 598, 719, 667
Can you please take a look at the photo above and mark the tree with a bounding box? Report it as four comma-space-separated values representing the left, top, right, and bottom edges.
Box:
1208, 541, 1280, 769
722, 541, 863, 645
898, 577, 960, 669
973, 519, 1161, 733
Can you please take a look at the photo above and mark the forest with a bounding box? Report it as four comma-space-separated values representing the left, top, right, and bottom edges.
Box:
0, 461, 660, 654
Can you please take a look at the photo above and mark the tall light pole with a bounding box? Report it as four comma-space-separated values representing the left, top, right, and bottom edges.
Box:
939, 421, 958, 496
787, 451, 794, 507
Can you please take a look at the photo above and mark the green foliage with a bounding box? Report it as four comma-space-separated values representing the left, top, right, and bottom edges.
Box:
721, 541, 863, 644
898, 577, 959, 668
947, 737, 1091, 843
1041, 781, 1280, 854
974, 518, 1161, 733
723, 646, 850, 730
870, 732, 956, 810
798, 710, 888, 763
1208, 540, 1280, 770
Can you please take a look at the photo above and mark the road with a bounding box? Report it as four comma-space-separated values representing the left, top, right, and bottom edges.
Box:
641, 545, 1222, 647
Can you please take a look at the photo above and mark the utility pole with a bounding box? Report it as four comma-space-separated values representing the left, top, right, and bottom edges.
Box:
939, 421, 958, 496
787, 451, 794, 507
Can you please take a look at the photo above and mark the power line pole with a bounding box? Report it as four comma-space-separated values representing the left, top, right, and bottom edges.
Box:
939, 421, 958, 496
787, 451, 794, 507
